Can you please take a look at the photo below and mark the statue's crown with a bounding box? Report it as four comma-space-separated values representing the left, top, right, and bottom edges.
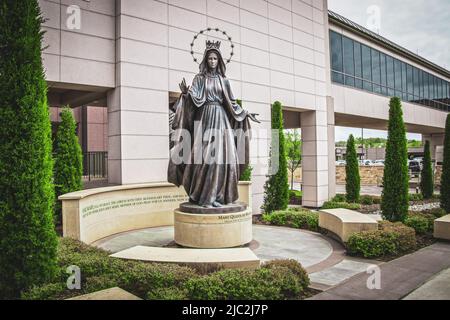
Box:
206, 40, 221, 51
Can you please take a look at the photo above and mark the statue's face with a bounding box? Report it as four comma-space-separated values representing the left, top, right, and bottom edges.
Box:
207, 52, 218, 70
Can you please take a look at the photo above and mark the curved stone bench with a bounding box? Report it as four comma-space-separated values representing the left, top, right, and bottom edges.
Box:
59, 182, 252, 245
319, 209, 378, 243
434, 214, 450, 241
110, 246, 260, 269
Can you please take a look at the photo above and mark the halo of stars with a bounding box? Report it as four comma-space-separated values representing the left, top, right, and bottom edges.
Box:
190, 27, 235, 65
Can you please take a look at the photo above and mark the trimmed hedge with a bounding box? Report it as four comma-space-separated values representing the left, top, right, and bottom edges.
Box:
347, 221, 416, 258
321, 201, 361, 210
54, 107, 83, 223
381, 97, 409, 222
420, 141, 434, 199
345, 135, 360, 202
0, 0, 58, 298
409, 193, 424, 202
22, 239, 311, 300
404, 214, 430, 234
262, 209, 319, 232
262, 101, 289, 213
441, 114, 450, 212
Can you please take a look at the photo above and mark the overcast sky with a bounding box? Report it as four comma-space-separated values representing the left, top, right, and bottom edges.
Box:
328, 0, 450, 142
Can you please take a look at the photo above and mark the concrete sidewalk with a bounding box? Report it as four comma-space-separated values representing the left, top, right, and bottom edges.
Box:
309, 242, 450, 300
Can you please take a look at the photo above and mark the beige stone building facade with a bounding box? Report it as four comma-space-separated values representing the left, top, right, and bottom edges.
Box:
39, 0, 449, 212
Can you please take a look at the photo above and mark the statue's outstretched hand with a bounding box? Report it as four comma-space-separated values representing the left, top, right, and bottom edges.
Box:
248, 113, 261, 123
179, 78, 190, 95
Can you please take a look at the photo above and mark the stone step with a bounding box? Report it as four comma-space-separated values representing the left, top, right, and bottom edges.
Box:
434, 214, 450, 240
67, 287, 141, 300
110, 246, 260, 269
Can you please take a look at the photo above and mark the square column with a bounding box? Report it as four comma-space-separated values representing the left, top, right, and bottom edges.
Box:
301, 110, 331, 207
107, 0, 170, 185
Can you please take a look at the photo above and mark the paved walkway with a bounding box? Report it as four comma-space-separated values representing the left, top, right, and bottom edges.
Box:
309, 242, 450, 300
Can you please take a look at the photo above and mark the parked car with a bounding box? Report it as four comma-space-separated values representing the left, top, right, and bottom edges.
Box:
336, 160, 346, 166
408, 160, 421, 175
373, 160, 385, 166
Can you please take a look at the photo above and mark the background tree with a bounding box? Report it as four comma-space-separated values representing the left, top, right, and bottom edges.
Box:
263, 101, 289, 213
54, 107, 83, 224
420, 140, 433, 199
381, 97, 409, 222
345, 134, 360, 202
0, 0, 58, 298
286, 129, 302, 191
441, 114, 450, 212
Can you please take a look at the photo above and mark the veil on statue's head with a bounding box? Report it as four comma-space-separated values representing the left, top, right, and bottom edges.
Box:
199, 40, 227, 77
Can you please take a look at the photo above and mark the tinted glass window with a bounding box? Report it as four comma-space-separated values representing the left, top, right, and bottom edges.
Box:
401, 62, 407, 95
406, 65, 413, 94
380, 53, 387, 87
386, 56, 394, 89
343, 37, 354, 76
330, 31, 343, 72
361, 45, 372, 81
354, 42, 362, 78
394, 59, 402, 91
413, 68, 419, 97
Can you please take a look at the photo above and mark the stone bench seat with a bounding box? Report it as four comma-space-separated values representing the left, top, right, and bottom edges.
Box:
110, 246, 260, 269
434, 214, 450, 241
319, 209, 378, 243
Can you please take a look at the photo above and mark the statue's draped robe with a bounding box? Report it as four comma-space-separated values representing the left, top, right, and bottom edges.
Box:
168, 73, 251, 206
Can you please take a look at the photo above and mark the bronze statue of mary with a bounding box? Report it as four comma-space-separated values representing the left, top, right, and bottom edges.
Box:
168, 40, 259, 208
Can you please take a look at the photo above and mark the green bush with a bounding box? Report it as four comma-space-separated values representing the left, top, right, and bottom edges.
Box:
409, 193, 424, 202
404, 214, 430, 234
345, 135, 360, 202
420, 141, 434, 199
147, 287, 189, 300
0, 0, 58, 298
54, 107, 83, 223
321, 201, 361, 210
289, 190, 302, 199
262, 101, 289, 213
441, 114, 450, 213
332, 194, 346, 202
347, 221, 416, 258
421, 208, 447, 218
262, 209, 319, 231
239, 164, 253, 181
381, 97, 409, 222
185, 261, 309, 300
359, 195, 374, 205
22, 239, 312, 300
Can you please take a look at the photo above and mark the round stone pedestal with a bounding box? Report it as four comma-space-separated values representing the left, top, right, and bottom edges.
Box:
174, 202, 252, 248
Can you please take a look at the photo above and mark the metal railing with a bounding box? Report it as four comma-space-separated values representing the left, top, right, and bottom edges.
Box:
83, 152, 108, 180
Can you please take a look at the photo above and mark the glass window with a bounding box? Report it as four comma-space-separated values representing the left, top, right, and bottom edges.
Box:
423, 72, 429, 100
394, 59, 402, 91
386, 56, 394, 89
354, 42, 362, 78
361, 45, 372, 82
413, 67, 419, 97
419, 70, 425, 99
371, 49, 381, 84
343, 37, 354, 76
330, 31, 343, 72
380, 53, 387, 87
406, 64, 413, 94
401, 62, 407, 97
332, 71, 344, 84
437, 78, 442, 100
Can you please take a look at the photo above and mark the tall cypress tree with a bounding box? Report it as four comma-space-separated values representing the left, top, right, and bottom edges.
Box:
263, 101, 289, 213
54, 107, 83, 223
441, 114, 450, 212
381, 97, 409, 222
345, 135, 360, 202
420, 140, 433, 199
0, 1, 58, 298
